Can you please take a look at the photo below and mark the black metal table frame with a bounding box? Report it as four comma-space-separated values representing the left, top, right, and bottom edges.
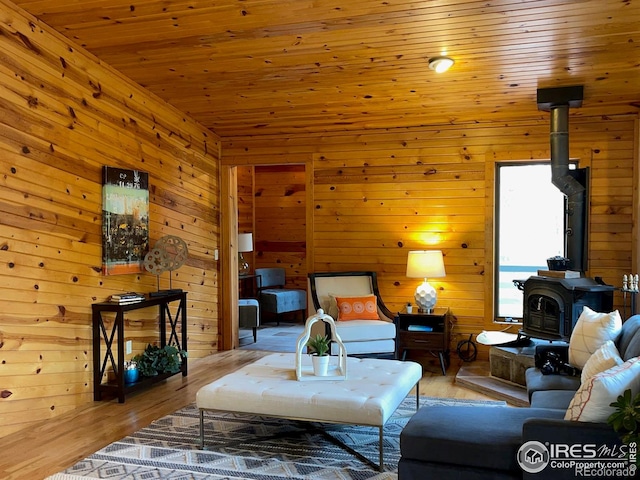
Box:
92, 291, 187, 403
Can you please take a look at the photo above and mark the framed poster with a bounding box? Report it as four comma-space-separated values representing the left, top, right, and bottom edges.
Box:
101, 166, 149, 275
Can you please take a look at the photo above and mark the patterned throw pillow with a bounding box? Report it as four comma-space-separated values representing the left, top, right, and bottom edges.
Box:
580, 340, 623, 383
334, 295, 379, 321
568, 306, 622, 369
565, 357, 640, 422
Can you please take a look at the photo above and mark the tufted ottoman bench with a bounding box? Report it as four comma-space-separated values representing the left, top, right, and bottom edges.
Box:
196, 352, 422, 470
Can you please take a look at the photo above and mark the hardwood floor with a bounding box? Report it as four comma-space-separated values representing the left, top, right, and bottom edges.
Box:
0, 349, 497, 480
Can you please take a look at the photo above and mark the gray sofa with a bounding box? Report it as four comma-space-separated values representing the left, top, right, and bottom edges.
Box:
398, 314, 640, 480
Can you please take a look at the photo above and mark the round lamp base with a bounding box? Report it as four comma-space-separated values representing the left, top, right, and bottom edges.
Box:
415, 281, 437, 313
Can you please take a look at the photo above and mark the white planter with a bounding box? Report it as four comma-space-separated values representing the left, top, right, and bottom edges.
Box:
312, 355, 330, 376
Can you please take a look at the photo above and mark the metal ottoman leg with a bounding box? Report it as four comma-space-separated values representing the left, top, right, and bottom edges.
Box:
199, 409, 205, 449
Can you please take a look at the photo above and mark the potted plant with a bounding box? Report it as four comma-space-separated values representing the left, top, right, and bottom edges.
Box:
132, 344, 187, 378
306, 334, 331, 376
608, 388, 640, 462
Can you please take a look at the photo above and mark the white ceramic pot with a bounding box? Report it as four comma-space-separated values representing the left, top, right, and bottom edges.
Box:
312, 355, 330, 376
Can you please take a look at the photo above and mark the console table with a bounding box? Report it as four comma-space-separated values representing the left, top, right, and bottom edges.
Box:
92, 291, 187, 402
396, 307, 450, 375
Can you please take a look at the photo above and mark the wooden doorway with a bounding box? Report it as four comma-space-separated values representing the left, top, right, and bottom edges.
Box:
220, 161, 313, 351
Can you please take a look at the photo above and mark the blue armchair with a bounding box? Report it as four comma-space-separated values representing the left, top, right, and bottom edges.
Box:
255, 267, 307, 325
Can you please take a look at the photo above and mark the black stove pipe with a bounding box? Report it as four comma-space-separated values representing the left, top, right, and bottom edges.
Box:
549, 104, 586, 271
538, 86, 586, 272
550, 105, 584, 197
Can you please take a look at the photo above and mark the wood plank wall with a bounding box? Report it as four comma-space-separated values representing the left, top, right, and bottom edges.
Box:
254, 165, 307, 290
224, 114, 638, 357
0, 2, 221, 438
237, 165, 255, 270
236, 165, 307, 290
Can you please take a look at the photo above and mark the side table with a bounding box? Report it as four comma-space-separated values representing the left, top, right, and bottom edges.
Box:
92, 291, 187, 402
396, 307, 450, 375
239, 273, 262, 299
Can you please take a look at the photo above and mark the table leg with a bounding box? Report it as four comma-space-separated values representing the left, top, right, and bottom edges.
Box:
438, 351, 447, 375
199, 410, 205, 449
378, 426, 384, 472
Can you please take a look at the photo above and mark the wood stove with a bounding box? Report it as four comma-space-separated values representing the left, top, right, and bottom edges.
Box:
520, 276, 615, 341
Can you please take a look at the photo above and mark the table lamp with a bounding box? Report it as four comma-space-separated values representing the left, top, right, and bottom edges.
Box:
406, 250, 446, 313
238, 233, 253, 275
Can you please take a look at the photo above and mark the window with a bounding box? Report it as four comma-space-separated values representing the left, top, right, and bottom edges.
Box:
495, 163, 568, 321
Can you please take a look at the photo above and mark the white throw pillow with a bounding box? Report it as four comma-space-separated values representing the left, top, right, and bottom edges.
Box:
568, 306, 622, 368
580, 340, 623, 383
565, 357, 640, 422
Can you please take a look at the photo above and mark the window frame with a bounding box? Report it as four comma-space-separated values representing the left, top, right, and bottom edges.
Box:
493, 160, 574, 323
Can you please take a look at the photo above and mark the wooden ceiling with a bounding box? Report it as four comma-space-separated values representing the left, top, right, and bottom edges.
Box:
12, 0, 640, 137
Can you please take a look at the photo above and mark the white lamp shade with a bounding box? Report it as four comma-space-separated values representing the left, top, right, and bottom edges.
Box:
406, 250, 446, 278
406, 250, 446, 313
238, 233, 253, 253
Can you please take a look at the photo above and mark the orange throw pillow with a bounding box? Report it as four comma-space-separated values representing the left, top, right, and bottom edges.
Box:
335, 295, 380, 321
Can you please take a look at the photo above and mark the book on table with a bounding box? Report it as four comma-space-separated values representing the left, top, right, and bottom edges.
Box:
407, 325, 433, 332
109, 292, 146, 304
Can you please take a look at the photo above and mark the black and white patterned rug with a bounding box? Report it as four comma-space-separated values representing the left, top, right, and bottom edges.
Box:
46, 396, 505, 480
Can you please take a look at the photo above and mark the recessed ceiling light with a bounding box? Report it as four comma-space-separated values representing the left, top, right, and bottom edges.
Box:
428, 56, 455, 73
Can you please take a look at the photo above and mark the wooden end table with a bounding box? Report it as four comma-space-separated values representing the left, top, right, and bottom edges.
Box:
396, 306, 450, 375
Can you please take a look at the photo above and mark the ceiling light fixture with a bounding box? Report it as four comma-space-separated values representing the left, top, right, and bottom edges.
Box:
428, 56, 455, 73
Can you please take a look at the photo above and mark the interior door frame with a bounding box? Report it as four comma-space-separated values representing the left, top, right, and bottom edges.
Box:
219, 158, 314, 351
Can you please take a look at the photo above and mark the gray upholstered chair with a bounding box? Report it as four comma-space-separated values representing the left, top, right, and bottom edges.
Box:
238, 298, 259, 343
255, 267, 307, 325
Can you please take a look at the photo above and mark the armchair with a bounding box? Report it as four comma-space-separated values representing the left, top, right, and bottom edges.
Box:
308, 271, 396, 357
255, 267, 307, 325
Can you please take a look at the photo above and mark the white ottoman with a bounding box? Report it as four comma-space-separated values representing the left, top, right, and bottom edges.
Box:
196, 352, 422, 470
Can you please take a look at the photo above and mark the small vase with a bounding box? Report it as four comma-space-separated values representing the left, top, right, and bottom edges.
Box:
312, 355, 330, 376
124, 367, 139, 384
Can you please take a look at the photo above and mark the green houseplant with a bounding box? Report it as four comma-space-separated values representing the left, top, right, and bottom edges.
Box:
132, 344, 187, 377
307, 334, 330, 357
306, 334, 330, 376
608, 388, 640, 447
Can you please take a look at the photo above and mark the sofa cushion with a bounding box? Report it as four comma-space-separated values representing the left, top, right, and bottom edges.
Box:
568, 306, 622, 368
398, 458, 519, 480
617, 315, 640, 360
525, 367, 581, 400
334, 319, 395, 342
400, 405, 565, 473
334, 295, 379, 321
565, 356, 640, 422
580, 339, 623, 383
530, 390, 575, 410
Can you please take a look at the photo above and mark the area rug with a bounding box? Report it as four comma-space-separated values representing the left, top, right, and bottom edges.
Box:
46, 396, 506, 480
